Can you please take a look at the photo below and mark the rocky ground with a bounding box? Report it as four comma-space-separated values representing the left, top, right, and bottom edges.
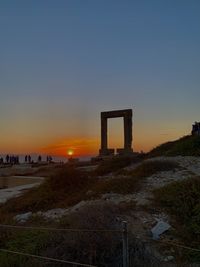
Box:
2, 156, 200, 265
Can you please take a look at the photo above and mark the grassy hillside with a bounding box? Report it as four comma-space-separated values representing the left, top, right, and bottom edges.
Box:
0, 158, 178, 222
149, 135, 200, 157
0, 158, 180, 267
153, 177, 200, 260
94, 155, 144, 175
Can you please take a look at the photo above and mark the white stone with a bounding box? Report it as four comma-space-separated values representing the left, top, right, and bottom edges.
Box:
69, 201, 88, 212
36, 208, 68, 220
15, 212, 32, 223
164, 255, 174, 262
151, 220, 171, 240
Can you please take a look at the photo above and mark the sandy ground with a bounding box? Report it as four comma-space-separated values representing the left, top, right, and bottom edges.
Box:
0, 175, 44, 189
0, 174, 44, 203
0, 181, 42, 204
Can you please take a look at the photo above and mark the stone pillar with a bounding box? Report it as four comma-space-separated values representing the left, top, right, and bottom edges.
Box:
101, 116, 107, 151
123, 114, 132, 151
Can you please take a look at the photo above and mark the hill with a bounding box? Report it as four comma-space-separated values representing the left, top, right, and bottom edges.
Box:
149, 135, 200, 157
1, 153, 200, 265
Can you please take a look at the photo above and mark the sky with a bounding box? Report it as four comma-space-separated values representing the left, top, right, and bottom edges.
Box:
0, 0, 200, 157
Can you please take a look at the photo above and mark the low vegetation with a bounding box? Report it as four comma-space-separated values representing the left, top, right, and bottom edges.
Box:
127, 159, 178, 177
90, 176, 142, 196
0, 230, 51, 267
91, 160, 179, 197
153, 177, 200, 260
0, 167, 97, 217
0, 157, 184, 266
149, 135, 200, 157
0, 204, 160, 267
0, 158, 179, 221
94, 155, 143, 176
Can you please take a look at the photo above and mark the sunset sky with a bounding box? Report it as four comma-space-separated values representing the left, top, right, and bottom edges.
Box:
1, 1, 200, 157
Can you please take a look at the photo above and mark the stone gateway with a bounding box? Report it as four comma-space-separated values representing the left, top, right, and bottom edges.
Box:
99, 109, 133, 156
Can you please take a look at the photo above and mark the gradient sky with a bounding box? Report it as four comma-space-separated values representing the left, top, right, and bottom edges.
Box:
0, 0, 200, 156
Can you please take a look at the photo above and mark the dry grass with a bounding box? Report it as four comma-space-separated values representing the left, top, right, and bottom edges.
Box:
127, 159, 179, 177
0, 159, 186, 266
0, 159, 179, 222
149, 135, 200, 157
0, 203, 161, 267
0, 167, 96, 218
153, 177, 200, 261
94, 155, 143, 176
90, 159, 179, 197
90, 176, 142, 197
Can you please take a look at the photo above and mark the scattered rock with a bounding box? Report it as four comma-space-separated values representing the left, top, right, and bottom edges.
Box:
101, 193, 134, 204
15, 212, 32, 223
163, 255, 174, 262
151, 220, 171, 240
36, 208, 68, 220
69, 200, 88, 212
36, 201, 94, 220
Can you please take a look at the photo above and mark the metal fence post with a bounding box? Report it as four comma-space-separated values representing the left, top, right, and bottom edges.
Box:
122, 221, 129, 267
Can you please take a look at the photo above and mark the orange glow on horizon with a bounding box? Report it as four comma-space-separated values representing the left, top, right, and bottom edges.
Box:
41, 134, 179, 157
0, 128, 187, 156
42, 137, 100, 157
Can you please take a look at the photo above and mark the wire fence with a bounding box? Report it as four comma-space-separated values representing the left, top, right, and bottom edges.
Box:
0, 249, 97, 267
1, 222, 200, 266
0, 221, 128, 267
0, 224, 122, 233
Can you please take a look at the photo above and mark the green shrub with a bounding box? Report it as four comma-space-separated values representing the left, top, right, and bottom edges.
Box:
153, 177, 200, 260
0, 230, 50, 267
153, 177, 200, 225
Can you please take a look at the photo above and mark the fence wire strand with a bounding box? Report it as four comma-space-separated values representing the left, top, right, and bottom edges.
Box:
1, 223, 200, 265
134, 233, 200, 253
0, 224, 122, 233
0, 248, 97, 267
0, 223, 121, 266
155, 239, 200, 253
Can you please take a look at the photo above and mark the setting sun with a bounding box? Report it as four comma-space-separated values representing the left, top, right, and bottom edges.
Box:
67, 149, 74, 156
42, 138, 99, 157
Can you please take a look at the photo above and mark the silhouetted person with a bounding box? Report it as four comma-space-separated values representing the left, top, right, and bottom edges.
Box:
38, 155, 42, 162
6, 155, 9, 164
49, 156, 52, 162
25, 155, 28, 163
28, 155, 31, 164
46, 155, 52, 163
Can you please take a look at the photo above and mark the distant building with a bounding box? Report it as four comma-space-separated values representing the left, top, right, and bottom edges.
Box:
192, 122, 200, 136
